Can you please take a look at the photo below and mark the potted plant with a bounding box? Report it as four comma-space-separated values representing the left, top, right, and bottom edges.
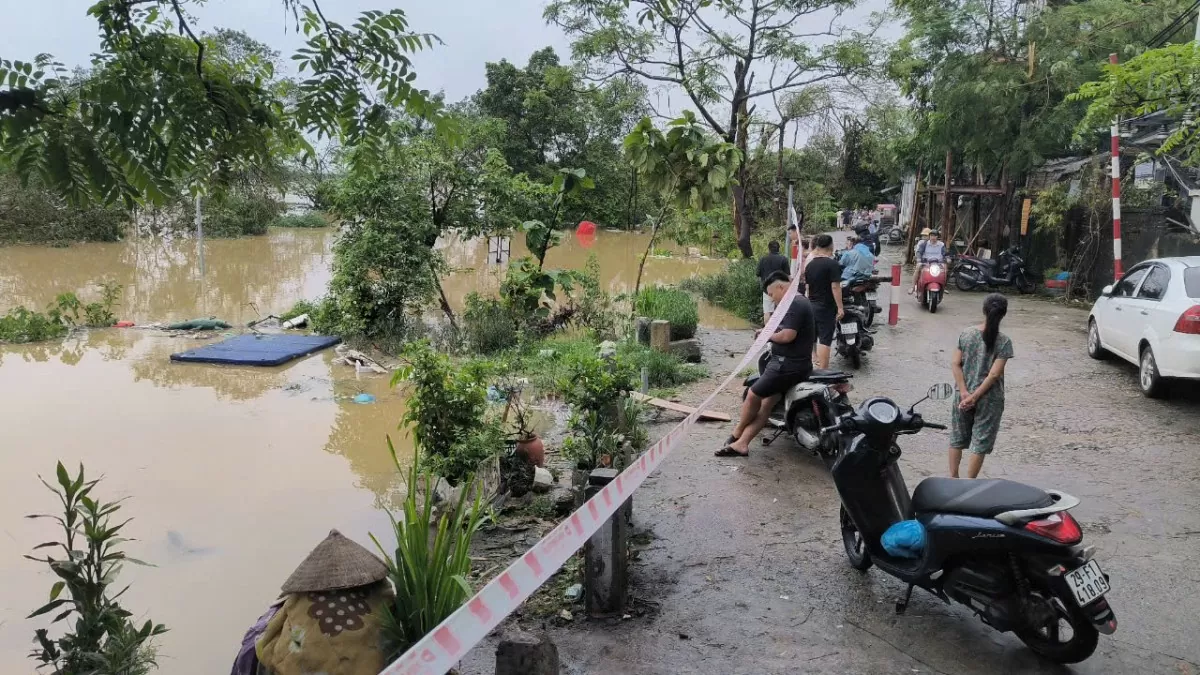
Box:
509, 395, 545, 466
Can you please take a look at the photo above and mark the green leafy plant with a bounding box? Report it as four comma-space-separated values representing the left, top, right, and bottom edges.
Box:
271, 212, 329, 228
203, 192, 283, 238
26, 462, 167, 675
0, 307, 69, 343
371, 439, 487, 660
681, 258, 763, 324
557, 350, 636, 425
572, 254, 620, 339
462, 292, 519, 355
617, 341, 707, 388
562, 410, 622, 471
633, 286, 698, 340
393, 341, 502, 484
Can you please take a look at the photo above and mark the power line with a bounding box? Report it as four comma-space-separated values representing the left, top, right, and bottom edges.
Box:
1146, 0, 1200, 48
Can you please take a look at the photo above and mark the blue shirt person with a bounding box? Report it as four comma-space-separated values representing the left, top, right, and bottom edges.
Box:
838, 237, 875, 282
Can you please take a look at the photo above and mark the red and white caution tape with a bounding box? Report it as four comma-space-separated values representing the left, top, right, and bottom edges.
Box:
380, 275, 804, 675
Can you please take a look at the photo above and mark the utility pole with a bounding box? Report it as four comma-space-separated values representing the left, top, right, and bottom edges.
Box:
942, 151, 953, 241
1109, 54, 1124, 281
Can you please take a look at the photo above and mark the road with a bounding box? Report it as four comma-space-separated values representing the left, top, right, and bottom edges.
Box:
461, 240, 1200, 675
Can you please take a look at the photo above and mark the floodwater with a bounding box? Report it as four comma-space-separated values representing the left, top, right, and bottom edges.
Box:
0, 227, 746, 674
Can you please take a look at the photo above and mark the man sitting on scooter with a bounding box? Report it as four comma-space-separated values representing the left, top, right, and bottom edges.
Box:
909, 228, 946, 295
717, 271, 815, 458
839, 234, 875, 284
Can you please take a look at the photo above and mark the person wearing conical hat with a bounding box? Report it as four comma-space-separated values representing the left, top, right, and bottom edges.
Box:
249, 530, 394, 675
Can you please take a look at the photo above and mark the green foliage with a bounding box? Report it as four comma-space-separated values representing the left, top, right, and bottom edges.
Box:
1030, 183, 1073, 236
681, 259, 763, 324
394, 341, 500, 485
633, 286, 698, 340
571, 254, 620, 340
271, 212, 328, 228
462, 293, 519, 355
562, 410, 622, 471
26, 462, 167, 675
203, 192, 283, 238
557, 349, 636, 423
616, 341, 707, 389
624, 112, 742, 212
371, 439, 487, 659
278, 298, 335, 333
0, 4, 445, 207
0, 171, 128, 244
0, 306, 68, 343
1073, 43, 1200, 165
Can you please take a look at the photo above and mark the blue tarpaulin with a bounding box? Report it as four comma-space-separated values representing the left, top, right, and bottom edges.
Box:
170, 334, 341, 367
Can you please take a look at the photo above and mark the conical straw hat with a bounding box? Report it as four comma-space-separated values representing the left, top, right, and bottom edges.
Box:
280, 529, 388, 594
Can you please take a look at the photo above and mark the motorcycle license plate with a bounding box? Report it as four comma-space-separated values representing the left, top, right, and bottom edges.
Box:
1065, 560, 1110, 606
866, 292, 878, 301
840, 322, 858, 335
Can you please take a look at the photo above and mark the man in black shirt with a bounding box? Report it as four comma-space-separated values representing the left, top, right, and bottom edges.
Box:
755, 241, 790, 324
803, 234, 844, 369
717, 271, 815, 457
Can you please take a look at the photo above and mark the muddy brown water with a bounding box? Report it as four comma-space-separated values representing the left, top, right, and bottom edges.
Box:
0, 227, 747, 674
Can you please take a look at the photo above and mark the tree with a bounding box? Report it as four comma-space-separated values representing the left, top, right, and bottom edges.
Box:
1073, 43, 1200, 166
476, 47, 649, 229
0, 1, 444, 207
624, 111, 742, 292
546, 0, 873, 256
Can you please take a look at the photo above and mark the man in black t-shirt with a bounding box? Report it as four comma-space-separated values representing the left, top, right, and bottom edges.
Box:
803, 234, 844, 369
717, 271, 815, 457
756, 241, 790, 323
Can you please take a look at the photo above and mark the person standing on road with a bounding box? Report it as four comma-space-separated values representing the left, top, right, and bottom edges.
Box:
804, 234, 844, 369
756, 241, 791, 324
949, 294, 1013, 479
717, 271, 814, 457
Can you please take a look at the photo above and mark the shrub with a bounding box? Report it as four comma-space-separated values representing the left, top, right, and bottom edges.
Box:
372, 439, 487, 660
394, 341, 499, 485
0, 172, 127, 244
1, 282, 122, 343
633, 286, 698, 340
203, 192, 283, 238
617, 341, 707, 388
272, 212, 329, 228
0, 307, 68, 343
681, 258, 762, 324
26, 463, 167, 674
557, 349, 636, 424
572, 254, 619, 340
462, 293, 519, 354
562, 411, 622, 471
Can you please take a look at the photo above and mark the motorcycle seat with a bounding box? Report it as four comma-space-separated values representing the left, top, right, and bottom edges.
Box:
911, 478, 1053, 518
807, 368, 851, 383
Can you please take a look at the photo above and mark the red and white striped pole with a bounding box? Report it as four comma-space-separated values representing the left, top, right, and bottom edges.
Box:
889, 264, 901, 326
1109, 53, 1124, 282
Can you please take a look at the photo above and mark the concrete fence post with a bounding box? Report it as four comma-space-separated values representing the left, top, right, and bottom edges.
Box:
584, 468, 627, 617
889, 264, 901, 326
495, 630, 559, 675
649, 320, 671, 353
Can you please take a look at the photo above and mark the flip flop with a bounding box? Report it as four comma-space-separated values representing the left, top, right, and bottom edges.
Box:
725, 434, 738, 445
714, 445, 749, 457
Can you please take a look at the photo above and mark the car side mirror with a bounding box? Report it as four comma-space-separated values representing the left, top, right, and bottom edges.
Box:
928, 383, 953, 401
1101, 284, 1114, 297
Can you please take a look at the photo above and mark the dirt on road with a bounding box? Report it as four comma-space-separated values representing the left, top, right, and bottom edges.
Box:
460, 245, 1200, 675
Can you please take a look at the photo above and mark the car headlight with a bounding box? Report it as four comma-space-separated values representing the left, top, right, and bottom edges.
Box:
929, 264, 943, 276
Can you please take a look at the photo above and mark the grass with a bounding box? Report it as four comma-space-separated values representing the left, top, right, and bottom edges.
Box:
681, 258, 763, 325
633, 286, 699, 340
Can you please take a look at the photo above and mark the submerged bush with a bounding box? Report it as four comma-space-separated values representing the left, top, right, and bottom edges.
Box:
0, 172, 127, 244
0, 307, 69, 343
1, 282, 122, 343
681, 258, 762, 324
203, 192, 284, 238
633, 286, 698, 340
272, 212, 329, 228
462, 293, 519, 355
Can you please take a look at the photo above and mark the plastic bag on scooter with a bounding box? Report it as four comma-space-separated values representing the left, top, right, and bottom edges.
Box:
881, 520, 926, 559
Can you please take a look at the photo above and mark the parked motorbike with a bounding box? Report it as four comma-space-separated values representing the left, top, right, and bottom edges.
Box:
835, 300, 874, 369
742, 348, 854, 466
886, 225, 906, 244
843, 276, 884, 327
953, 246, 1040, 294
915, 260, 948, 313
826, 385, 1117, 664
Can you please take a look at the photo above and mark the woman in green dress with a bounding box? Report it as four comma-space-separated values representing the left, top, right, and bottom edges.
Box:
949, 294, 1013, 478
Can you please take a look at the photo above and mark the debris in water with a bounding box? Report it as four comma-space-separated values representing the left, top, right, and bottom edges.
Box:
354, 393, 376, 404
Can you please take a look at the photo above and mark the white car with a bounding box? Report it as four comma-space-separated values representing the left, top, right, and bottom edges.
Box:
1088, 256, 1200, 397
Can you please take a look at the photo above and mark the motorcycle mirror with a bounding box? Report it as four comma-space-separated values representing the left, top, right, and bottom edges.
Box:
1101, 284, 1114, 297
928, 383, 953, 401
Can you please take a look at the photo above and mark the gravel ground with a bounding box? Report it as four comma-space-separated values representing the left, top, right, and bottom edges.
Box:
459, 240, 1200, 675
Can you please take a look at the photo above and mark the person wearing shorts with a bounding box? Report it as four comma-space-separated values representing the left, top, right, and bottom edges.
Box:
949, 294, 1013, 478
803, 234, 844, 369
717, 272, 814, 457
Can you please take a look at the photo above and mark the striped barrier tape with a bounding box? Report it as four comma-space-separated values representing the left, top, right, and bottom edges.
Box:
380, 274, 804, 675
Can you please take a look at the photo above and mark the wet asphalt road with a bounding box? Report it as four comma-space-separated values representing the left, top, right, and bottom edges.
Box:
462, 240, 1200, 675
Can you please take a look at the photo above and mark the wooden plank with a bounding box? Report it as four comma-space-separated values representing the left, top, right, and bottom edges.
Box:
629, 391, 732, 422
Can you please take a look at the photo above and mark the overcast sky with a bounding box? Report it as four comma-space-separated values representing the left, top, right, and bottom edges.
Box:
0, 0, 896, 116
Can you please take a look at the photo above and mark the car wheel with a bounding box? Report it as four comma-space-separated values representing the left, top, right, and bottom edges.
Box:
1087, 320, 1108, 360
1139, 346, 1168, 398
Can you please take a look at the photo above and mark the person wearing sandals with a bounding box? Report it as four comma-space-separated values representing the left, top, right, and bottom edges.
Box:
717, 271, 815, 457
949, 293, 1013, 478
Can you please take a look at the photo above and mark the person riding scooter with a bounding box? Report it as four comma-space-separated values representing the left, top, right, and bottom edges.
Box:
909, 229, 947, 295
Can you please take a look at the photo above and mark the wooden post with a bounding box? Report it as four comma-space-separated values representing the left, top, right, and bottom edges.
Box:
584, 468, 627, 617
941, 151, 952, 236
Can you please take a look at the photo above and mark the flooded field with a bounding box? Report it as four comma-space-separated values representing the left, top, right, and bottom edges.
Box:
0, 227, 745, 674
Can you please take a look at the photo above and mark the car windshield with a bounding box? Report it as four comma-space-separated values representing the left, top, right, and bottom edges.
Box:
1185, 267, 1200, 299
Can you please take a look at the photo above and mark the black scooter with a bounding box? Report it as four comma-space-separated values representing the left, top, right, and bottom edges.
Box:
834, 293, 874, 369
743, 348, 854, 467
826, 385, 1117, 664
953, 246, 1040, 294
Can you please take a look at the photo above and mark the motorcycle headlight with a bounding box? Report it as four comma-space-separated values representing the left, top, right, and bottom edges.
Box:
929, 264, 943, 276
